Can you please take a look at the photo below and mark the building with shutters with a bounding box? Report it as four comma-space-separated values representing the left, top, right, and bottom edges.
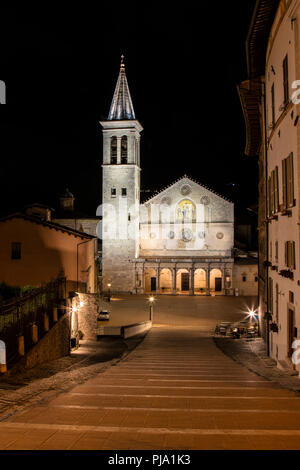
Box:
238, 0, 300, 370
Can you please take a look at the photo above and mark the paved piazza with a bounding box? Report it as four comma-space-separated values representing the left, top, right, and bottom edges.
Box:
1, 295, 300, 450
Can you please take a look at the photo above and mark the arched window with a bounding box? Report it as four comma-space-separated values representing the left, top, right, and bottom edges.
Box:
121, 136, 127, 164
110, 137, 117, 164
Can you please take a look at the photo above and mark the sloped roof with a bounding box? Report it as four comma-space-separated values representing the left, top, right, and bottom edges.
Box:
0, 213, 96, 239
143, 175, 233, 205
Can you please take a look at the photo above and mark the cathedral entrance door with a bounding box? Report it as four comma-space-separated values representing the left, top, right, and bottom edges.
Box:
181, 273, 189, 291
151, 277, 156, 292
215, 277, 222, 292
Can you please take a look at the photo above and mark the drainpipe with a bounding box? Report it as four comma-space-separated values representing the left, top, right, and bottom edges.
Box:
262, 79, 270, 356
77, 239, 91, 292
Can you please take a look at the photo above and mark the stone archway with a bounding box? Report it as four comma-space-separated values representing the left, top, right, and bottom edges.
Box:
144, 268, 157, 293
210, 268, 223, 294
160, 268, 172, 294
194, 269, 206, 295
176, 268, 190, 294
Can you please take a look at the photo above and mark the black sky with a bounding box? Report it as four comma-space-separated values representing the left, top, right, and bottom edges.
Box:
0, 2, 257, 218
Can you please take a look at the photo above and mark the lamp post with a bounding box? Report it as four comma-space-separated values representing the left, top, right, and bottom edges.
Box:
107, 283, 111, 302
149, 296, 154, 321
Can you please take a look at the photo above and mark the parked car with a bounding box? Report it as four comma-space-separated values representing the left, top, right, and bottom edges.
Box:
97, 309, 110, 321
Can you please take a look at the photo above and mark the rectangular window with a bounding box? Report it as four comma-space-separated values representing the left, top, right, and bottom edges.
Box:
275, 240, 278, 262
283, 54, 289, 106
242, 276, 246, 282
111, 188, 116, 197
282, 153, 294, 208
121, 188, 127, 197
285, 241, 296, 269
11, 242, 21, 260
271, 83, 275, 126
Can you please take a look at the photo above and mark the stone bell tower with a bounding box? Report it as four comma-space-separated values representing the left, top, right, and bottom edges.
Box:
100, 56, 143, 293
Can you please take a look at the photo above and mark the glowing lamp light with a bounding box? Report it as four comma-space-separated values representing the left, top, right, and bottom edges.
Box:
149, 296, 154, 303
72, 306, 78, 313
107, 283, 111, 288
80, 301, 84, 307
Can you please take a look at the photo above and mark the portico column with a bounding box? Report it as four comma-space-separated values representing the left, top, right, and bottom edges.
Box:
156, 266, 160, 294
221, 266, 225, 294
189, 267, 194, 296
206, 266, 210, 296
172, 267, 176, 295
141, 265, 145, 294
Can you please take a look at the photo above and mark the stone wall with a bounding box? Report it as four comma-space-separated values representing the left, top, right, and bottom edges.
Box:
76, 293, 100, 340
25, 313, 70, 369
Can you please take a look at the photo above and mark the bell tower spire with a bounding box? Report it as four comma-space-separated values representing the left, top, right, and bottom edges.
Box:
108, 55, 136, 120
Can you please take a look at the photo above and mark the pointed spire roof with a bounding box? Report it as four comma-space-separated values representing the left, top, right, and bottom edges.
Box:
108, 55, 136, 120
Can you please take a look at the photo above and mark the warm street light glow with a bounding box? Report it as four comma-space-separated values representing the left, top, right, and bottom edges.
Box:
149, 296, 154, 302
107, 283, 111, 288
72, 306, 78, 312
79, 301, 84, 307
246, 309, 257, 320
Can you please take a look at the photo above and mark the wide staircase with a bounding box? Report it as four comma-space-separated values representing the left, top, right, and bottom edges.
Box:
1, 326, 300, 449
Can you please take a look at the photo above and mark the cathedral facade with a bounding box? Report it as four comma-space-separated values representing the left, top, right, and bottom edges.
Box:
100, 59, 239, 295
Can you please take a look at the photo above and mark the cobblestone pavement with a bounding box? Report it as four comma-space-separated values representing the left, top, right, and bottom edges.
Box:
0, 337, 142, 421
214, 337, 300, 393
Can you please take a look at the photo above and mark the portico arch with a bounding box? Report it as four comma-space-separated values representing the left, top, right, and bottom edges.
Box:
144, 268, 157, 293
210, 268, 223, 293
176, 268, 190, 294
194, 269, 206, 295
160, 268, 172, 294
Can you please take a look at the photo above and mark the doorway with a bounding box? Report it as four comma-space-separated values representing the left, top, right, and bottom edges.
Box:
215, 277, 222, 292
151, 277, 156, 292
181, 273, 189, 291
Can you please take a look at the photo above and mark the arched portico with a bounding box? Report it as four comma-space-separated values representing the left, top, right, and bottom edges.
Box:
136, 260, 232, 296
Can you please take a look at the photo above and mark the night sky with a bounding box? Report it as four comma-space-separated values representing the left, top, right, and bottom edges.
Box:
0, 2, 257, 218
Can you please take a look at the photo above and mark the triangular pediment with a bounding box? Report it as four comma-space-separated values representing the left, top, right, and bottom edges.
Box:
142, 175, 232, 207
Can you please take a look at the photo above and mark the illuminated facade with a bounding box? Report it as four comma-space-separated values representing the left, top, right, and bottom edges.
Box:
100, 58, 255, 295
239, 0, 300, 370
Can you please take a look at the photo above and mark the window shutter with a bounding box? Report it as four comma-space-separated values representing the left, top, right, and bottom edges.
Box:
268, 176, 271, 217
282, 159, 287, 209
283, 55, 289, 105
292, 241, 296, 269
275, 166, 279, 212
288, 153, 294, 207
285, 241, 288, 266
269, 278, 273, 314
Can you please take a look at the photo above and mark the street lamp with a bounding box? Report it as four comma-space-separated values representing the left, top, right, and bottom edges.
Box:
107, 283, 111, 302
149, 296, 154, 321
